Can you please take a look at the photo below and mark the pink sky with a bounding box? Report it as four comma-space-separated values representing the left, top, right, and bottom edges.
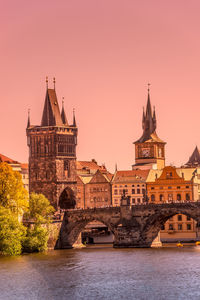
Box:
1, 0, 200, 172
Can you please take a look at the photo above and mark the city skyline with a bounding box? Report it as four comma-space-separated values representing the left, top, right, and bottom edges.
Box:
1, 0, 200, 172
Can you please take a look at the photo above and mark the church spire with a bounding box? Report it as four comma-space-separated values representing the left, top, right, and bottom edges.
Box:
61, 97, 68, 125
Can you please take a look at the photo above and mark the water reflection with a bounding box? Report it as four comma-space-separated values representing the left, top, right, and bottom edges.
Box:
0, 246, 200, 300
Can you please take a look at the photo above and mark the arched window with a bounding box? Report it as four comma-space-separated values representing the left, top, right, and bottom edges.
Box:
151, 194, 155, 202
159, 194, 164, 202
186, 193, 190, 201
168, 194, 173, 202
177, 194, 181, 201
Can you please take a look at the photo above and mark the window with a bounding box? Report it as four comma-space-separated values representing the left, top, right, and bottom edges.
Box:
186, 186, 189, 189
187, 224, 191, 230
114, 189, 118, 195
178, 224, 182, 230
160, 186, 163, 189
161, 224, 165, 230
137, 198, 141, 203
151, 187, 155, 190
169, 224, 174, 230
132, 198, 135, 204
177, 194, 181, 201
159, 194, 164, 201
168, 194, 173, 201
186, 193, 190, 201
142, 189, 146, 195
132, 185, 135, 187
137, 184, 140, 187
105, 198, 108, 202
187, 216, 191, 221
151, 194, 155, 202
137, 189, 140, 194
132, 189, 135, 194
177, 186, 180, 189
168, 186, 172, 189
114, 199, 118, 204
178, 215, 182, 221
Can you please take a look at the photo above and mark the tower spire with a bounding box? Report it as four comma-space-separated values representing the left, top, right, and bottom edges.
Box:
61, 97, 68, 125
46, 76, 48, 89
53, 77, 56, 90
73, 108, 76, 127
27, 109, 30, 128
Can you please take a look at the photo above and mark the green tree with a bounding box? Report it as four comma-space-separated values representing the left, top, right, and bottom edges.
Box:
23, 193, 55, 253
0, 206, 26, 256
22, 226, 49, 253
0, 163, 28, 216
26, 193, 55, 224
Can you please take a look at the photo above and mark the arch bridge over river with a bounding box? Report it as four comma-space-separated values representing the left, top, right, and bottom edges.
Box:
55, 202, 200, 248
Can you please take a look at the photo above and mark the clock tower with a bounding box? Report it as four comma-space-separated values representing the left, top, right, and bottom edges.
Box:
133, 87, 166, 170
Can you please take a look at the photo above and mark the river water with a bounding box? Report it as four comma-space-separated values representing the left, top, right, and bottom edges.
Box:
0, 245, 200, 300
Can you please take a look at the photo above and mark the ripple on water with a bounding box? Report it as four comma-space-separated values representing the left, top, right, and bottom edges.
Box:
0, 247, 200, 300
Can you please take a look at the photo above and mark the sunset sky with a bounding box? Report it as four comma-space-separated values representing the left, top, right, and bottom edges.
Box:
1, 0, 200, 172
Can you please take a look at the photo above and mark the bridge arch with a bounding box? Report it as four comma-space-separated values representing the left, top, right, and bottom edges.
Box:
56, 210, 119, 248
142, 207, 200, 244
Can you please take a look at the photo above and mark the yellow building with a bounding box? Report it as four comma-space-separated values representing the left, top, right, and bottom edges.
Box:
111, 170, 149, 206
146, 166, 198, 242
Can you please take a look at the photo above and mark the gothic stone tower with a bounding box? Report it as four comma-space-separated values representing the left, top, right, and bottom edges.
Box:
26, 80, 78, 209
133, 88, 166, 170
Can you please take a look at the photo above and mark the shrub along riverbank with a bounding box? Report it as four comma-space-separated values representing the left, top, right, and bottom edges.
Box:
0, 162, 54, 256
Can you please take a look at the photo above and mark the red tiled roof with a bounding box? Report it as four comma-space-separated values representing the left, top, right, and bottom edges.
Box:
0, 154, 19, 164
113, 169, 149, 182
77, 160, 107, 171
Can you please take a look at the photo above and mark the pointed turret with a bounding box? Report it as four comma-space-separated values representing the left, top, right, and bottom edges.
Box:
27, 109, 30, 128
61, 98, 68, 125
41, 88, 63, 126
72, 109, 77, 127
185, 146, 200, 167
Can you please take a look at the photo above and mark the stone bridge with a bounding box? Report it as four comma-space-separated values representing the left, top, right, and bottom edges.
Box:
55, 202, 200, 248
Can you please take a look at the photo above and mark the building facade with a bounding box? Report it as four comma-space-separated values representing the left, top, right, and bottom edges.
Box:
111, 170, 149, 206
146, 166, 198, 241
76, 160, 113, 208
26, 82, 78, 209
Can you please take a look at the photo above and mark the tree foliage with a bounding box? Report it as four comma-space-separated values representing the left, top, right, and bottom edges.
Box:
25, 193, 55, 224
0, 162, 55, 255
0, 206, 26, 256
0, 163, 28, 215
22, 225, 49, 253
23, 193, 55, 253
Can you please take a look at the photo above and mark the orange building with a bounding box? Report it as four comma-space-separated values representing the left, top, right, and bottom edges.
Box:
147, 166, 195, 203
147, 166, 198, 242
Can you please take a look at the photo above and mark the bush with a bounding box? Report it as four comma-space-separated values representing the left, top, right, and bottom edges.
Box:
22, 225, 49, 253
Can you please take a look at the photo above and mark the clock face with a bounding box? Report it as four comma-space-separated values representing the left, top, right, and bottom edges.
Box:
142, 148, 150, 157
